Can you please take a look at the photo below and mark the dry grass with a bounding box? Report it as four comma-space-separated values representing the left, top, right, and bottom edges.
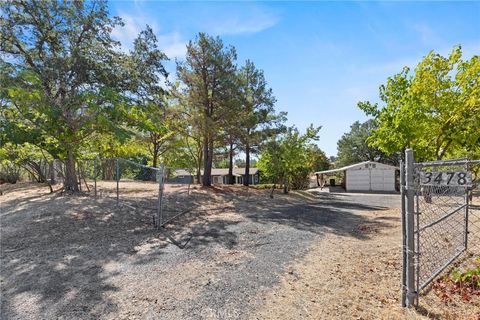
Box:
2, 182, 479, 319
253, 206, 480, 320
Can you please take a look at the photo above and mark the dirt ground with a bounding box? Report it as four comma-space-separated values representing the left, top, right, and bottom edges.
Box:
1, 182, 479, 319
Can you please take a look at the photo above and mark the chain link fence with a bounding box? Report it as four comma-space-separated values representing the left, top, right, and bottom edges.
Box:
401, 149, 480, 307
76, 158, 198, 227
1, 157, 199, 227
159, 167, 197, 225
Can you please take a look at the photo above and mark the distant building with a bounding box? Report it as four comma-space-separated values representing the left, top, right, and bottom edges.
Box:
172, 168, 260, 185
209, 168, 260, 185
168, 169, 195, 184
315, 161, 399, 192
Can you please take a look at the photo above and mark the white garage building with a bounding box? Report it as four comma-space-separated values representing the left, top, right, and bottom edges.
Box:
315, 161, 399, 192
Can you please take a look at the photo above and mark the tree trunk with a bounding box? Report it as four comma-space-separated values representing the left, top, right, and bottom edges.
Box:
228, 142, 234, 184
202, 134, 211, 186
103, 159, 115, 180
283, 176, 289, 194
64, 150, 79, 191
207, 139, 214, 185
196, 161, 202, 185
196, 143, 202, 184
244, 143, 250, 186
49, 161, 55, 184
152, 143, 159, 168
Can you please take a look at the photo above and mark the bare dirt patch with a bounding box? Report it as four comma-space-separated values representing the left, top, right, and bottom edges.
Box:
1, 182, 319, 319
2, 183, 477, 319
253, 205, 480, 320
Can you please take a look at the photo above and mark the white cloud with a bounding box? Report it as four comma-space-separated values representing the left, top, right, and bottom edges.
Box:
411, 23, 441, 46
111, 13, 186, 59
111, 14, 145, 51
158, 32, 187, 59
207, 8, 279, 35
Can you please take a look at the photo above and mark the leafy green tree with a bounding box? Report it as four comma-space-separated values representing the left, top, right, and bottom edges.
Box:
176, 33, 237, 186
258, 125, 323, 193
337, 120, 400, 167
127, 26, 170, 168
359, 46, 480, 161
309, 145, 330, 172
0, 142, 54, 188
0, 1, 168, 191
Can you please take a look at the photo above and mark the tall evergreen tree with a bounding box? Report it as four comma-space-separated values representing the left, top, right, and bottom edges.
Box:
177, 33, 237, 186
237, 60, 278, 186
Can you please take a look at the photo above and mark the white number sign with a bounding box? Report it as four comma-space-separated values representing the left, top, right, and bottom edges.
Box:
419, 171, 472, 186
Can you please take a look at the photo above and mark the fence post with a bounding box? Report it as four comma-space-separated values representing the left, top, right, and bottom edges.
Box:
94, 159, 97, 198
464, 160, 470, 250
400, 160, 407, 307
116, 158, 119, 205
157, 164, 165, 227
405, 149, 416, 307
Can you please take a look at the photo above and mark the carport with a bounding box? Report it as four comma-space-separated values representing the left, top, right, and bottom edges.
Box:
315, 161, 399, 192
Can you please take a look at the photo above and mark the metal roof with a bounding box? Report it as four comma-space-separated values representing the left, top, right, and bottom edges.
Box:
314, 161, 398, 175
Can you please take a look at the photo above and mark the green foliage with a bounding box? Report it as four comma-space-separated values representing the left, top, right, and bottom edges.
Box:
337, 120, 400, 167
1, 3, 288, 189
258, 125, 327, 192
0, 0, 168, 190
176, 33, 237, 186
434, 258, 480, 302
359, 46, 480, 161
0, 161, 20, 184
451, 267, 480, 288
236, 60, 285, 185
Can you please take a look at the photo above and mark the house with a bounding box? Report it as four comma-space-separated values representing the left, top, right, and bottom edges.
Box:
209, 168, 260, 185
168, 169, 195, 184
315, 161, 399, 192
171, 168, 260, 185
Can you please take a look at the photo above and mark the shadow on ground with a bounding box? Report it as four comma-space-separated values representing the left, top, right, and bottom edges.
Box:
1, 183, 400, 319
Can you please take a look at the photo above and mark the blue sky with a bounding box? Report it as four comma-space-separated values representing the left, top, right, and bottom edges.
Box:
109, 1, 480, 157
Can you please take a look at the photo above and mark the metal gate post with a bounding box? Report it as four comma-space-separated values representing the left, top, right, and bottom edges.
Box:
157, 164, 165, 227
400, 160, 407, 307
116, 158, 119, 205
405, 149, 417, 307
94, 159, 97, 198
464, 161, 470, 249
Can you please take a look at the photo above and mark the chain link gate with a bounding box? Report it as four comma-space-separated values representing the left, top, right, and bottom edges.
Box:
401, 149, 480, 307
75, 158, 194, 228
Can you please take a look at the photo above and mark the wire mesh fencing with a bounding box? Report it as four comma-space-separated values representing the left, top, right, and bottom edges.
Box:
401, 150, 480, 308
75, 158, 161, 226
1, 156, 204, 228
158, 167, 197, 226
75, 158, 200, 227
468, 201, 480, 253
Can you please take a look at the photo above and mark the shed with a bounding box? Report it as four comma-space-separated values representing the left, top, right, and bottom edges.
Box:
315, 161, 399, 192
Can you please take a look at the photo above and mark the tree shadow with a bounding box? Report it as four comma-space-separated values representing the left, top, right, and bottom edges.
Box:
229, 191, 398, 240
0, 186, 237, 319
1, 184, 401, 319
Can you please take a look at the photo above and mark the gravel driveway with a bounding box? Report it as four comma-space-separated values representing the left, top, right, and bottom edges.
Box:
0, 184, 400, 319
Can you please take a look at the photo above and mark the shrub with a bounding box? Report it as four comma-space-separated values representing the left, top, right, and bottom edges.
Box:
0, 163, 21, 184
